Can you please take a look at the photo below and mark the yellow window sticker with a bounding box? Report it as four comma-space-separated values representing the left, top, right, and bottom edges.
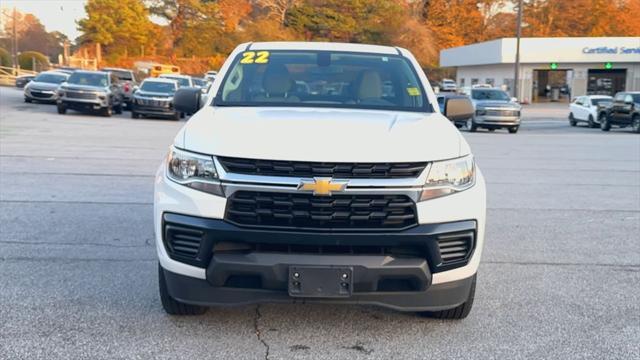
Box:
240, 51, 270, 64
407, 87, 421, 96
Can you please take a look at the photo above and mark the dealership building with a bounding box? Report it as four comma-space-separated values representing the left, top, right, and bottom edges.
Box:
440, 37, 640, 102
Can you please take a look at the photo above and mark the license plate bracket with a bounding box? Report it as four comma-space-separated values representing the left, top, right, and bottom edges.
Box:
288, 266, 353, 298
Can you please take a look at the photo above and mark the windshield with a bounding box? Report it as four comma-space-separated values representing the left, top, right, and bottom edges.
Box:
161, 76, 190, 87
67, 73, 108, 87
34, 73, 67, 84
107, 70, 133, 81
591, 98, 611, 106
633, 94, 640, 103
471, 89, 510, 101
140, 81, 176, 93
215, 50, 429, 112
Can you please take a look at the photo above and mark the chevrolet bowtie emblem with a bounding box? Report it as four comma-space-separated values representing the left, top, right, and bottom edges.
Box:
298, 177, 348, 196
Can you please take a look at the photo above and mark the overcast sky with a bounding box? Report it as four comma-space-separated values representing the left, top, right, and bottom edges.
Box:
1, 0, 87, 40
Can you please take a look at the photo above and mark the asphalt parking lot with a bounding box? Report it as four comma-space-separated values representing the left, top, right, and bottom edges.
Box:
1, 86, 639, 359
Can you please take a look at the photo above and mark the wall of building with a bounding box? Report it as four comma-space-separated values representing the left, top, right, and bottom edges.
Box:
456, 62, 640, 103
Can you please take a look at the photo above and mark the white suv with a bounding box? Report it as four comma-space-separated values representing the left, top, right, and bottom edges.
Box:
155, 42, 486, 319
569, 95, 613, 128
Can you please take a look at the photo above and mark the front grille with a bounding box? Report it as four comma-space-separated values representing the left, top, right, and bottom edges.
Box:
164, 224, 204, 260
485, 109, 519, 117
225, 191, 417, 231
218, 157, 427, 179
436, 231, 474, 266
30, 91, 53, 98
137, 98, 170, 107
216, 242, 423, 257
66, 90, 97, 100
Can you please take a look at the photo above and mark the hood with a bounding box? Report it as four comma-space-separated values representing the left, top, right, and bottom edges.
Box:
473, 100, 520, 109
27, 81, 61, 91
135, 90, 173, 98
180, 106, 467, 163
62, 84, 107, 92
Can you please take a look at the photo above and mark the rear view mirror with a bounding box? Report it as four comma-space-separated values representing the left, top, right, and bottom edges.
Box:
173, 87, 202, 115
445, 98, 474, 121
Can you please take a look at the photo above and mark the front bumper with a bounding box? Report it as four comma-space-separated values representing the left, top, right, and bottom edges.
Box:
474, 114, 521, 127
133, 104, 177, 117
25, 89, 57, 102
154, 160, 486, 310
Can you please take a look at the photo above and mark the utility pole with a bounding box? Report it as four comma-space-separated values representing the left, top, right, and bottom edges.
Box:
513, 0, 523, 101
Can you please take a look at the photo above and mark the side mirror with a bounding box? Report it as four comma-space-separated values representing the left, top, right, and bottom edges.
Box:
173, 87, 202, 114
511, 97, 518, 103
445, 98, 474, 121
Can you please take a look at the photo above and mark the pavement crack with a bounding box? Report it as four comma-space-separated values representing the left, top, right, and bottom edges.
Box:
254, 304, 270, 360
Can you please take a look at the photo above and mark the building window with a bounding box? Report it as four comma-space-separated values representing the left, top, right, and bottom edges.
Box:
485, 78, 495, 87
471, 78, 479, 86
459, 78, 465, 87
503, 78, 514, 93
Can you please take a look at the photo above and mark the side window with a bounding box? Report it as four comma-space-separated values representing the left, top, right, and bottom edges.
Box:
110, 73, 119, 85
614, 93, 626, 102
624, 95, 633, 103
574, 97, 583, 105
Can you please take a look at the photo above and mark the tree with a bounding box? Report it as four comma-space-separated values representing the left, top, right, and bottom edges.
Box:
286, 0, 406, 43
78, 0, 157, 57
0, 48, 11, 67
0, 10, 62, 61
18, 51, 49, 71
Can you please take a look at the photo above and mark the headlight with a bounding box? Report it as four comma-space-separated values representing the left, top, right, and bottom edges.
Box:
420, 155, 475, 201
166, 147, 223, 196
475, 109, 486, 116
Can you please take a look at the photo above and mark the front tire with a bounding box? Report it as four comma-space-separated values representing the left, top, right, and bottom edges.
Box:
601, 116, 611, 132
56, 104, 67, 114
25, 97, 32, 103
508, 126, 519, 134
418, 275, 476, 320
100, 105, 113, 117
131, 111, 139, 119
588, 115, 596, 128
158, 264, 207, 315
632, 115, 640, 134
569, 113, 577, 126
467, 118, 477, 132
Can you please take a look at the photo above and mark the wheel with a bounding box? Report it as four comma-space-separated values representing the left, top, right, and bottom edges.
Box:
100, 106, 113, 117
508, 126, 519, 134
601, 116, 611, 132
25, 97, 32, 103
180, 112, 186, 119
418, 275, 476, 320
596, 113, 605, 128
158, 264, 207, 315
488, 128, 495, 132
587, 115, 596, 128
632, 115, 640, 134
56, 104, 67, 114
466, 118, 477, 132
131, 111, 139, 119
173, 111, 181, 121
569, 113, 577, 126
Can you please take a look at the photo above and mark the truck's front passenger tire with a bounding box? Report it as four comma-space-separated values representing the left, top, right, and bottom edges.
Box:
158, 264, 207, 315
418, 274, 476, 320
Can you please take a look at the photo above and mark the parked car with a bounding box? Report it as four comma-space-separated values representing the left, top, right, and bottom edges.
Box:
100, 67, 138, 109
15, 75, 35, 88
468, 88, 521, 133
56, 70, 125, 117
569, 95, 612, 128
439, 78, 457, 92
158, 73, 193, 88
157, 42, 484, 320
601, 91, 640, 133
192, 77, 210, 94
24, 71, 69, 103
437, 93, 474, 128
131, 78, 181, 120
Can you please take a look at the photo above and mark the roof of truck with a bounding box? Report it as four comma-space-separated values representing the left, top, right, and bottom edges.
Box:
243, 41, 401, 55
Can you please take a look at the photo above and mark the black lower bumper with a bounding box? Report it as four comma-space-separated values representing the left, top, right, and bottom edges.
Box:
60, 100, 104, 112
161, 213, 477, 311
163, 267, 475, 312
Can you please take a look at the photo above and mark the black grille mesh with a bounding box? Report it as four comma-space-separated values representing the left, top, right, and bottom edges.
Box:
225, 191, 417, 231
218, 157, 427, 179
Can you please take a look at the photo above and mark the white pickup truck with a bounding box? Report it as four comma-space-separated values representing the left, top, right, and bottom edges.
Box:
154, 42, 486, 319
